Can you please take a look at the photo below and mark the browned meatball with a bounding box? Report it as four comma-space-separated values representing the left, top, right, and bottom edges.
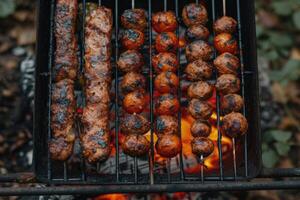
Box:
123, 89, 146, 114
185, 40, 213, 62
185, 24, 210, 42
187, 81, 213, 100
155, 94, 180, 115
121, 134, 150, 157
155, 32, 178, 53
221, 112, 248, 138
121, 29, 145, 50
152, 11, 177, 33
214, 52, 240, 75
117, 50, 144, 73
221, 94, 244, 114
182, 3, 208, 27
188, 99, 213, 120
190, 120, 211, 138
120, 114, 150, 135
191, 137, 214, 157
185, 59, 213, 81
154, 72, 179, 94
214, 33, 238, 55
155, 115, 178, 137
213, 16, 237, 34
49, 136, 75, 161
152, 52, 178, 73
156, 135, 182, 158
215, 74, 240, 95
121, 9, 147, 31
121, 72, 146, 94
81, 129, 111, 163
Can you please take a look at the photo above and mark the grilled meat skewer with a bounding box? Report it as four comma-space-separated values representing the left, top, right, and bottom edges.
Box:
50, 0, 78, 161
81, 6, 113, 163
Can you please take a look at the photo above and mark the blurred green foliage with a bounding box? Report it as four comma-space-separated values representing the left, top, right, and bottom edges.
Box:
0, 0, 16, 18
256, 0, 300, 168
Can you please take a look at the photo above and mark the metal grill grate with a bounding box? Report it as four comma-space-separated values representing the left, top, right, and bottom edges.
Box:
38, 0, 261, 184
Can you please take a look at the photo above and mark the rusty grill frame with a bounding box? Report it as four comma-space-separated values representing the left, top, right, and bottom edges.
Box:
1, 0, 300, 196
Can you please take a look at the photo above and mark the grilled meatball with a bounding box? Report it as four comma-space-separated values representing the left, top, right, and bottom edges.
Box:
117, 50, 144, 73
155, 115, 178, 137
121, 29, 145, 50
49, 137, 75, 161
155, 32, 178, 53
154, 72, 179, 94
121, 72, 146, 94
185, 40, 213, 62
221, 112, 248, 138
214, 33, 238, 55
155, 94, 180, 115
185, 24, 210, 42
152, 11, 177, 33
221, 94, 244, 114
188, 99, 213, 120
213, 16, 237, 34
182, 3, 208, 27
121, 9, 147, 31
214, 52, 239, 75
190, 120, 211, 138
82, 104, 109, 128
187, 81, 213, 100
191, 137, 214, 157
85, 81, 110, 104
51, 79, 75, 104
121, 134, 150, 157
85, 5, 113, 35
123, 89, 146, 114
156, 135, 181, 158
185, 59, 213, 81
215, 74, 240, 95
84, 60, 112, 84
120, 114, 150, 135
152, 52, 178, 73
81, 128, 111, 163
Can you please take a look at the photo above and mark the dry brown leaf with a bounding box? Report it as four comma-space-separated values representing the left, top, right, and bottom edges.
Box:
257, 10, 280, 28
286, 82, 300, 105
279, 117, 299, 129
278, 157, 294, 168
247, 190, 280, 200
271, 82, 288, 103
9, 26, 35, 45
291, 48, 300, 60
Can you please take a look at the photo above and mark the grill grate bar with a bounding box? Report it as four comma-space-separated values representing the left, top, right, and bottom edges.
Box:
148, 0, 155, 185
236, 0, 248, 178
47, 0, 55, 181
211, 0, 224, 181
114, 0, 120, 182
175, 0, 186, 182
79, 0, 87, 182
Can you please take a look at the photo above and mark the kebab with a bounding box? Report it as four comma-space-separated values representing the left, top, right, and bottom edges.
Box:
49, 0, 78, 161
182, 2, 215, 166
119, 5, 150, 157
81, 5, 112, 163
152, 8, 182, 159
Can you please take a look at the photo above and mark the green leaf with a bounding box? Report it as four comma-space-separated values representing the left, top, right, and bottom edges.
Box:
262, 143, 269, 151
269, 59, 300, 83
262, 149, 279, 168
269, 130, 292, 142
272, 2, 293, 16
265, 50, 279, 61
256, 24, 264, 38
293, 11, 300, 30
0, 0, 16, 18
269, 33, 293, 47
274, 142, 291, 156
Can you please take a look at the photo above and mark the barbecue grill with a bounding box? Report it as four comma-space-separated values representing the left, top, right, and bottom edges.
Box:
0, 0, 300, 196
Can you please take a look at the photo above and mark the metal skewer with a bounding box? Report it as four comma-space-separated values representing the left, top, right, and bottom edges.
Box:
164, 0, 167, 11
132, 0, 135, 9
196, 0, 199, 5
200, 155, 204, 183
98, 0, 101, 6
223, 0, 226, 16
